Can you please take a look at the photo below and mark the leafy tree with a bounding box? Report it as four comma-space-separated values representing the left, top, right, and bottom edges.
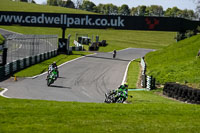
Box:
138, 5, 146, 16
32, 0, 36, 3
130, 7, 138, 16
119, 4, 130, 16
130, 6, 147, 16
164, 7, 195, 19
96, 4, 118, 15
182, 9, 195, 19
73, 0, 83, 9
192, 0, 200, 19
104, 4, 118, 15
164, 8, 172, 17
61, 0, 75, 8
80, 0, 96, 12
47, 0, 58, 6
146, 5, 163, 16
187, 10, 196, 19
164, 7, 180, 17
96, 4, 105, 14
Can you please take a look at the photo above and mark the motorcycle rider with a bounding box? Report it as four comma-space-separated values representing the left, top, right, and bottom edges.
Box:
113, 49, 117, 58
48, 62, 58, 79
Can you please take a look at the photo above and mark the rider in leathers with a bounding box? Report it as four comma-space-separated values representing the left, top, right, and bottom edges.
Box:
48, 62, 58, 79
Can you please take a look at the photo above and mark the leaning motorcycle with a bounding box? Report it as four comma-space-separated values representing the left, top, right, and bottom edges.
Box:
47, 69, 58, 86
105, 90, 128, 103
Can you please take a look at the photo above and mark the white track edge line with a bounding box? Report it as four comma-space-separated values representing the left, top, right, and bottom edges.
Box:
121, 59, 135, 85
0, 88, 10, 98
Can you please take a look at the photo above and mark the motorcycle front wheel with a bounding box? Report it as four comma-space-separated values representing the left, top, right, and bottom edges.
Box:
47, 78, 53, 86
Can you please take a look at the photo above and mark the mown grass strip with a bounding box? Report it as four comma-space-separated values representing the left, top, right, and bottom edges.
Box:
14, 51, 92, 77
127, 59, 141, 89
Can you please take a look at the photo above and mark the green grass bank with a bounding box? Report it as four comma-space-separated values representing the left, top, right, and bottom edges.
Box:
145, 34, 200, 88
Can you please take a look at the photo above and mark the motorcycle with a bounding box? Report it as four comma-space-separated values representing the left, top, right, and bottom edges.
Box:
47, 69, 58, 86
113, 50, 116, 58
105, 89, 128, 103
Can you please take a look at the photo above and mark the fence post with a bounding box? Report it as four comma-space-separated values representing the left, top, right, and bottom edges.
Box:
20, 59, 24, 69
12, 61, 17, 72
29, 57, 32, 65
26, 57, 30, 67
16, 60, 20, 71
37, 54, 40, 63
41, 53, 44, 61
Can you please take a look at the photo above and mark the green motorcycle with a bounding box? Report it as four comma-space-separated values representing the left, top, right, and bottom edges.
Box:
105, 89, 128, 103
115, 90, 128, 103
47, 69, 58, 86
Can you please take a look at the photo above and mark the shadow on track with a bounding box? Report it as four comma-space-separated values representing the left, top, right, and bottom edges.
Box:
86, 55, 131, 62
57, 77, 66, 79
49, 85, 72, 89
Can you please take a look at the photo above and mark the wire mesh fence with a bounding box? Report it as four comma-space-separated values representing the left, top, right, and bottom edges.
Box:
4, 34, 58, 63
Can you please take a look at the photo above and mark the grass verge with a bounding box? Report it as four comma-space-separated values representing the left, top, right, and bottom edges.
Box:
0, 90, 200, 132
127, 59, 141, 89
14, 51, 92, 77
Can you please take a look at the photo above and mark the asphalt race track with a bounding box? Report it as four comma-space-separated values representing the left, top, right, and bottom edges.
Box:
0, 48, 153, 103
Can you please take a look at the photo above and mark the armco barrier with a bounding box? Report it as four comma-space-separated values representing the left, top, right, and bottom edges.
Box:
0, 49, 58, 81
163, 82, 200, 104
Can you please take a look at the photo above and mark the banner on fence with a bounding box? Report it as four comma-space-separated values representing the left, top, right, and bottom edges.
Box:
0, 11, 200, 32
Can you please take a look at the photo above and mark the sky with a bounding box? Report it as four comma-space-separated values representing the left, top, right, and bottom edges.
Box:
34, 0, 197, 11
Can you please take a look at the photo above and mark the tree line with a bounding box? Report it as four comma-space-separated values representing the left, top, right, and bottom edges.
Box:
15, 0, 200, 20
46, 0, 199, 20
